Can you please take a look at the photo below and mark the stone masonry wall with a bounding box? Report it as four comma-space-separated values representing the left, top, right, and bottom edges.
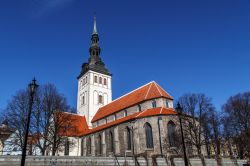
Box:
0, 156, 247, 166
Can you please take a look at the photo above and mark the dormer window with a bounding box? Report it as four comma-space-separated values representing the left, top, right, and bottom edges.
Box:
152, 100, 157, 108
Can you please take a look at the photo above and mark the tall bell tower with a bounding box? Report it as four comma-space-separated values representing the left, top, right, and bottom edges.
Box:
77, 16, 112, 127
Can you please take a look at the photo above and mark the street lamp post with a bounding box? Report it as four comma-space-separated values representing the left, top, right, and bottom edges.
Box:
20, 78, 38, 166
175, 102, 189, 166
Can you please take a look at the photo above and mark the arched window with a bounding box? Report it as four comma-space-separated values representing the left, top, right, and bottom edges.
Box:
109, 131, 114, 153
104, 78, 107, 85
99, 77, 102, 84
64, 138, 69, 155
81, 94, 85, 105
144, 123, 154, 148
126, 127, 132, 150
98, 134, 102, 155
167, 121, 176, 147
94, 76, 98, 83
85, 76, 88, 84
152, 100, 157, 108
98, 95, 103, 104
87, 137, 91, 156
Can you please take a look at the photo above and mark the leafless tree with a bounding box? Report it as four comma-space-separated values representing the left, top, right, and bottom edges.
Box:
4, 89, 30, 151
178, 93, 214, 165
4, 83, 75, 156
222, 92, 250, 161
31, 84, 73, 155
207, 108, 222, 165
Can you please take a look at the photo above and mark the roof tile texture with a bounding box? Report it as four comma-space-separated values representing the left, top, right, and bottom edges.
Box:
91, 81, 173, 122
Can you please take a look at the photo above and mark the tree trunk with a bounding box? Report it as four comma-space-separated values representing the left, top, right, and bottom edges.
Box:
205, 141, 211, 158
197, 147, 206, 166
52, 135, 57, 156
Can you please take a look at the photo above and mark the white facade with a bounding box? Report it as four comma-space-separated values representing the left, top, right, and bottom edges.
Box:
77, 70, 112, 127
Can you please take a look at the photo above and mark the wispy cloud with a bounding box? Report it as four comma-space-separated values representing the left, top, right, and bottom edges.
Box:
30, 0, 74, 18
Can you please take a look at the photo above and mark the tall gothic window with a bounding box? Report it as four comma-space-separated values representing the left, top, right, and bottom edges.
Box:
64, 138, 69, 155
85, 76, 88, 84
167, 121, 176, 147
144, 122, 154, 148
98, 95, 103, 104
98, 134, 102, 155
94, 76, 98, 83
109, 131, 114, 153
152, 100, 157, 108
87, 137, 91, 156
127, 127, 132, 150
81, 138, 84, 156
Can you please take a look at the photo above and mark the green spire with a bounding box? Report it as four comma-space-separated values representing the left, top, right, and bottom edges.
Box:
93, 15, 98, 34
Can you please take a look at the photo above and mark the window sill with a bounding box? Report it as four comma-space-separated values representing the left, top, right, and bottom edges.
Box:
145, 148, 154, 151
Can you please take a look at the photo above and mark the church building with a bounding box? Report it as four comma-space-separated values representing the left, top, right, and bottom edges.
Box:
59, 17, 184, 158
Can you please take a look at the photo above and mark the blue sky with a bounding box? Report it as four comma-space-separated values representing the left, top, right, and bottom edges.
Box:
0, 0, 249, 113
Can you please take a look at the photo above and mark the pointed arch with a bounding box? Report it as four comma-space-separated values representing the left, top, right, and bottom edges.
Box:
109, 131, 114, 153
126, 127, 132, 150
167, 120, 176, 147
86, 137, 92, 156
144, 122, 154, 148
98, 134, 102, 155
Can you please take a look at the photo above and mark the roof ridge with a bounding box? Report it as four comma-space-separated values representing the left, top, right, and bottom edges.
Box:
153, 82, 163, 96
135, 109, 146, 118
99, 81, 154, 109
154, 82, 173, 99
160, 106, 164, 114
144, 82, 153, 99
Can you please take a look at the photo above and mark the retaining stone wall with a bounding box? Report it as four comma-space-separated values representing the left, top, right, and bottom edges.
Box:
0, 156, 248, 166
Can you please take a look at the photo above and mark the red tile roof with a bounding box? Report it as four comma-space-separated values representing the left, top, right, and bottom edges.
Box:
135, 107, 177, 118
27, 134, 42, 145
56, 112, 89, 137
81, 107, 177, 136
91, 81, 173, 123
